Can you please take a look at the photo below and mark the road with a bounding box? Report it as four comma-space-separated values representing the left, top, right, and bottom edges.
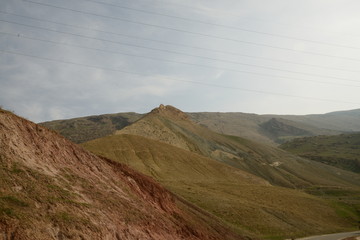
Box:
296, 231, 360, 240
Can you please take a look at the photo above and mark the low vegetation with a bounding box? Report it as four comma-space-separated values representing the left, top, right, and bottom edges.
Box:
280, 133, 360, 173
116, 105, 360, 189
83, 133, 360, 239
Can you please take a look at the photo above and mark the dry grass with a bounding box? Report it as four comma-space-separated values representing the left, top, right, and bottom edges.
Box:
83, 133, 359, 239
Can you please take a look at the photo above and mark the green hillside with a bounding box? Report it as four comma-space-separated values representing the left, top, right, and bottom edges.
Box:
82, 134, 359, 239
280, 133, 360, 173
117, 105, 360, 189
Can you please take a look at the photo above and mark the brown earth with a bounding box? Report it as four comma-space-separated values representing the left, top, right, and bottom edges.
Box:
0, 108, 246, 240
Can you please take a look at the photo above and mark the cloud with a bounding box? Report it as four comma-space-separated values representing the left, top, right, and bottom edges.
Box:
1, 0, 360, 121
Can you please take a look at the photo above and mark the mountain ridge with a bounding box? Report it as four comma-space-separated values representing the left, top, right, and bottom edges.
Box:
40, 107, 360, 145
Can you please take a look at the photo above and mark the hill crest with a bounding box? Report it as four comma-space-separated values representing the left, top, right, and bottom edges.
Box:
150, 104, 190, 122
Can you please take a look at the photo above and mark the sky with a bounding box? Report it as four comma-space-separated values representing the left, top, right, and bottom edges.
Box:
1, 0, 360, 122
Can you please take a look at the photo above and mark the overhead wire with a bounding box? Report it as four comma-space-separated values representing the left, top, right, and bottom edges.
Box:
21, 0, 360, 62
1, 27, 360, 88
140, 0, 360, 39
1, 10, 360, 73
81, 0, 360, 50
1, 19, 359, 85
1, 48, 359, 105
2, 1, 359, 105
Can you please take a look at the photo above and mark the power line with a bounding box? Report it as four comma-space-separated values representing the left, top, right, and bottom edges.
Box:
1, 19, 360, 85
141, 0, 360, 39
1, 48, 358, 105
2, 28, 360, 88
2, 10, 360, 74
82, 0, 360, 50
21, 0, 360, 62
0, 20, 359, 83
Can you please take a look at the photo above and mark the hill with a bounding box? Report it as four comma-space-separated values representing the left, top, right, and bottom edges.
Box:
40, 112, 143, 143
83, 133, 359, 239
280, 133, 360, 173
117, 105, 360, 189
186, 109, 360, 145
0, 108, 245, 240
105, 105, 360, 237
188, 112, 341, 146
273, 108, 360, 132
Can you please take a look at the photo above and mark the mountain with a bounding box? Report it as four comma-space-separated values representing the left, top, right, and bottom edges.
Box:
273, 108, 360, 132
40, 108, 360, 146
280, 133, 360, 173
83, 133, 358, 239
40, 112, 143, 143
117, 105, 360, 189
0, 108, 246, 240
189, 108, 360, 137
77, 104, 360, 238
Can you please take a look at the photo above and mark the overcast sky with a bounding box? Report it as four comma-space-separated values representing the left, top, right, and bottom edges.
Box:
1, 0, 360, 122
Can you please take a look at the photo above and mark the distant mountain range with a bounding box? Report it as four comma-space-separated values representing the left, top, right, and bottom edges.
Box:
40, 108, 360, 145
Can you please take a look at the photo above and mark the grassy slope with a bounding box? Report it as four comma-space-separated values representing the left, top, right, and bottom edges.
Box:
82, 134, 358, 239
40, 112, 143, 143
117, 106, 360, 189
280, 133, 360, 173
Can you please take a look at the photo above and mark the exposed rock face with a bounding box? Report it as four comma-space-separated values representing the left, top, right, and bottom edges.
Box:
0, 109, 244, 240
